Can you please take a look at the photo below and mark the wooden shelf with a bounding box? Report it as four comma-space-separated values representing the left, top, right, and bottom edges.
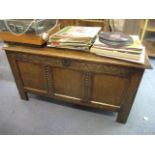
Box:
140, 19, 155, 58
143, 40, 155, 58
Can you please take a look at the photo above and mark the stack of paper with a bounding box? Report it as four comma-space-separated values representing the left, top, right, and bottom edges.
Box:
90, 35, 145, 64
47, 26, 101, 51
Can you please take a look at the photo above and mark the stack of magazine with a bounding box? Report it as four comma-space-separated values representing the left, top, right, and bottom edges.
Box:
90, 32, 145, 64
47, 26, 101, 51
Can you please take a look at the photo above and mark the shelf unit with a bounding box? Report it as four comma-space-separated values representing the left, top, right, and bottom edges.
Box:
140, 19, 155, 58
59, 19, 110, 31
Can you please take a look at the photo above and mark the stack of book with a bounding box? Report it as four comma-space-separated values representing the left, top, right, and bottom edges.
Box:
90, 34, 145, 64
47, 26, 101, 51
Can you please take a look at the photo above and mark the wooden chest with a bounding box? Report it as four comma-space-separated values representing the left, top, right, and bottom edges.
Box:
3, 45, 152, 123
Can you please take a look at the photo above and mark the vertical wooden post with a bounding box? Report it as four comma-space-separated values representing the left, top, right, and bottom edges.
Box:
6, 52, 29, 100
117, 69, 144, 123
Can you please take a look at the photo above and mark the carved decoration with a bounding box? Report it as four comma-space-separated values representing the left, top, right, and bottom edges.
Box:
82, 72, 92, 103
16, 54, 61, 66
86, 63, 131, 77
62, 59, 71, 67
15, 53, 131, 78
44, 66, 54, 95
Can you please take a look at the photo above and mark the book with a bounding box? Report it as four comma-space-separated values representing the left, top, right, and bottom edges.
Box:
47, 26, 101, 51
90, 35, 145, 64
47, 44, 90, 51
52, 26, 101, 39
90, 47, 145, 64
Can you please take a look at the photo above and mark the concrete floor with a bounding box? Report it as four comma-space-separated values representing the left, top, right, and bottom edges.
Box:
0, 42, 155, 135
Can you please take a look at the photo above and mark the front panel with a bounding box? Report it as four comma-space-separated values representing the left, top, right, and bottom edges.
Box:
91, 73, 129, 106
17, 61, 47, 92
52, 68, 83, 99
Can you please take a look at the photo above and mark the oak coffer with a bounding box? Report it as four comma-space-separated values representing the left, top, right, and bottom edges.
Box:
3, 45, 152, 123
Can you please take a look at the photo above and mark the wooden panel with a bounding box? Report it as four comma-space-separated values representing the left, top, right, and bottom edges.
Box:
53, 68, 83, 99
17, 61, 47, 91
92, 74, 129, 106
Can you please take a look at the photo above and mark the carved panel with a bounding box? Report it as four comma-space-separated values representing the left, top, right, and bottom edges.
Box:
15, 53, 131, 77
16, 54, 61, 66
86, 63, 131, 77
